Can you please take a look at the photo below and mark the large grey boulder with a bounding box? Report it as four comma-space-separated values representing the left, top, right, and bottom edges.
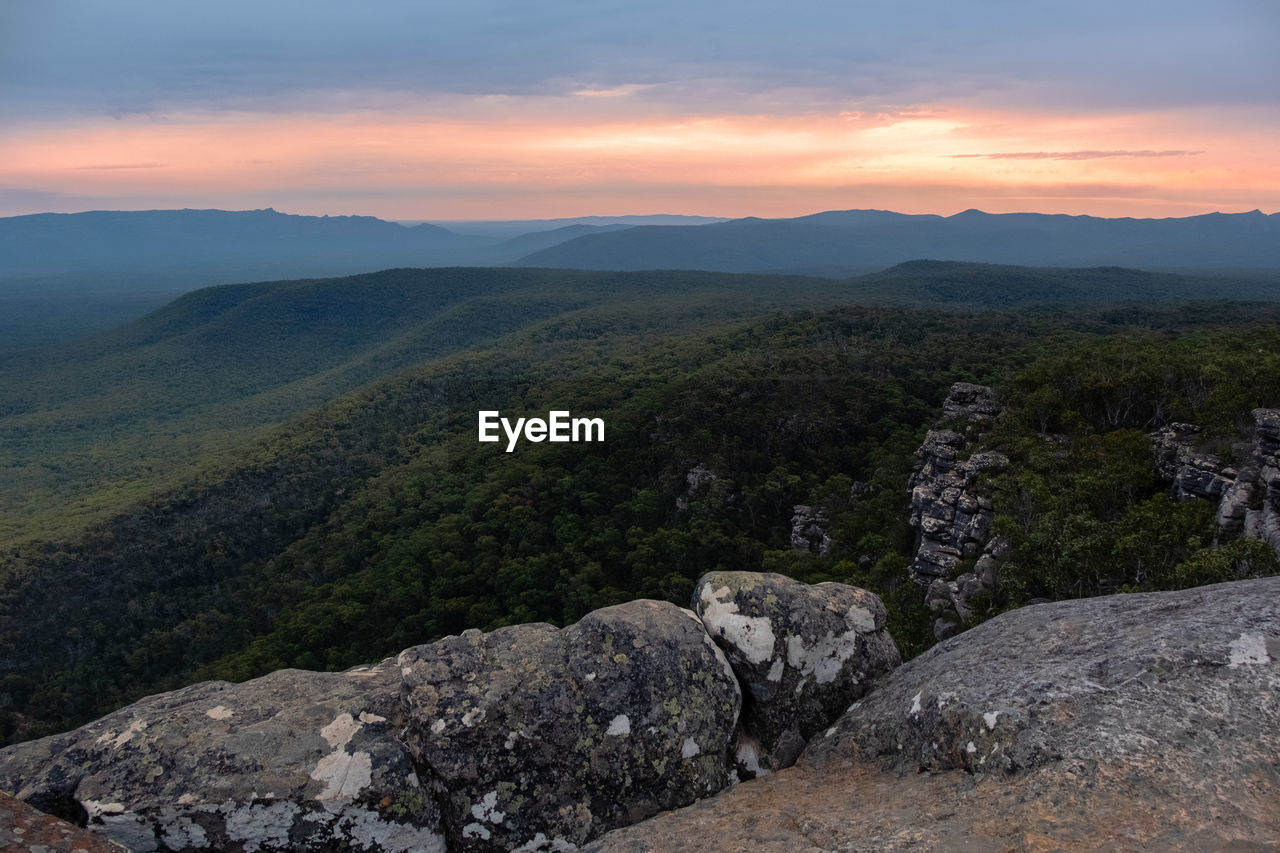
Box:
0, 661, 444, 852
691, 572, 899, 776
590, 576, 1280, 852
397, 599, 741, 851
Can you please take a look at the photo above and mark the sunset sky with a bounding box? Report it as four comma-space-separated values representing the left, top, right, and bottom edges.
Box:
1, 0, 1277, 221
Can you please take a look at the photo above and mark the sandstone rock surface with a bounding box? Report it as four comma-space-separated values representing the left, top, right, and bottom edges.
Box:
591, 576, 1280, 852
691, 573, 899, 776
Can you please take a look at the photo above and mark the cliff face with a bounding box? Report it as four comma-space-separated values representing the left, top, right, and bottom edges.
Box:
1151, 408, 1280, 556
0, 574, 898, 852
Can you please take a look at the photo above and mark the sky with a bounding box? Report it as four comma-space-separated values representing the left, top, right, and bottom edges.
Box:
1, 0, 1277, 221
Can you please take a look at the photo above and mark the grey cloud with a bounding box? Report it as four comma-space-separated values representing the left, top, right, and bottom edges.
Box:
0, 0, 1276, 121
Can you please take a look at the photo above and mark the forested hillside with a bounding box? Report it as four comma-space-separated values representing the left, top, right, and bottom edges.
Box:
2, 271, 1279, 744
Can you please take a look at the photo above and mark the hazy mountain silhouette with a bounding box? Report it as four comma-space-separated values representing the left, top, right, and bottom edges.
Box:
517, 208, 1280, 275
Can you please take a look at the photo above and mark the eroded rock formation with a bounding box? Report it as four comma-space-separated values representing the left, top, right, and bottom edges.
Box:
1151, 408, 1280, 557
787, 505, 831, 555
907, 383, 1006, 586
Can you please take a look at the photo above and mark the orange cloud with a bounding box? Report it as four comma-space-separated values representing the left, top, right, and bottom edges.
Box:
0, 101, 1274, 219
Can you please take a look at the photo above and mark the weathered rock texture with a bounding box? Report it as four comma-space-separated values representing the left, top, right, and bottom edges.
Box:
0, 662, 442, 853
787, 505, 831, 556
691, 573, 900, 776
397, 601, 740, 851
590, 576, 1280, 852
906, 383, 1008, 640
1, 790, 127, 852
1152, 408, 1280, 558
0, 576, 894, 852
907, 384, 1006, 587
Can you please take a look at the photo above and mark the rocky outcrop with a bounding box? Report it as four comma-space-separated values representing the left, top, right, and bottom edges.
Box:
906, 384, 1007, 640
0, 576, 895, 852
1152, 408, 1280, 558
1149, 421, 1234, 501
691, 573, 900, 776
397, 601, 739, 851
907, 384, 1006, 587
787, 505, 831, 555
0, 661, 442, 853
940, 381, 1002, 424
589, 576, 1280, 851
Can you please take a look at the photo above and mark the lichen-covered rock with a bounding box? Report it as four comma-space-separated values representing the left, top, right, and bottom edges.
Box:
805, 575, 1280, 779
591, 577, 1280, 852
788, 505, 831, 555
0, 662, 443, 852
397, 599, 741, 851
691, 572, 900, 776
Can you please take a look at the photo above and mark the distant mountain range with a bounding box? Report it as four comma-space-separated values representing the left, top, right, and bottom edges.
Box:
516, 208, 1280, 276
3, 206, 1277, 349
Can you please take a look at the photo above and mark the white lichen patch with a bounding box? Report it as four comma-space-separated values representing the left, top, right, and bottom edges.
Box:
966, 741, 977, 754
320, 713, 361, 749
340, 805, 447, 853
847, 605, 877, 633
430, 719, 447, 735
472, 790, 506, 824
161, 816, 209, 849
767, 659, 785, 682
463, 822, 492, 840
1228, 633, 1271, 668
699, 584, 776, 665
224, 801, 300, 852
110, 718, 148, 748
682, 737, 700, 758
83, 800, 126, 818
585, 672, 597, 681
983, 711, 999, 730
909, 692, 922, 716
205, 705, 233, 721
606, 714, 631, 736
311, 749, 373, 801
786, 629, 861, 684
358, 711, 386, 724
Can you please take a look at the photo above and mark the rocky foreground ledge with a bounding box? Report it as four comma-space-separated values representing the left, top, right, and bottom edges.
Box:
0, 572, 898, 852
593, 575, 1280, 852
4, 575, 1278, 852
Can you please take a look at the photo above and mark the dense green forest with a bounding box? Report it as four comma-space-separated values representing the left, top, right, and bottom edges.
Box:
1, 264, 1278, 745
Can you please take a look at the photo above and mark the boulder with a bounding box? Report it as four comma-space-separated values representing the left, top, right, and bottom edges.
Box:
0, 661, 444, 853
589, 576, 1280, 851
396, 599, 741, 851
691, 572, 900, 775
